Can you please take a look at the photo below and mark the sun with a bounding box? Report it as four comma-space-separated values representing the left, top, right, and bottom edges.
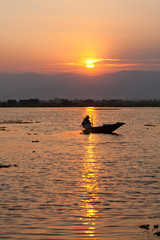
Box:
86, 60, 95, 68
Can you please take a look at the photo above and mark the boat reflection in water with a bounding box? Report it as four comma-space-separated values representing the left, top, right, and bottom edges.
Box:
80, 108, 103, 239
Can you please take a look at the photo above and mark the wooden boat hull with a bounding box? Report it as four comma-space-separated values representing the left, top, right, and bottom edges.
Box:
82, 122, 125, 134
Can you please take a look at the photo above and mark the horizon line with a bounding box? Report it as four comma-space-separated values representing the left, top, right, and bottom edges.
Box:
1, 69, 160, 76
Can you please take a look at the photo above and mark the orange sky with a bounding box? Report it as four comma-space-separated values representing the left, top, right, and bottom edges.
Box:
1, 0, 160, 75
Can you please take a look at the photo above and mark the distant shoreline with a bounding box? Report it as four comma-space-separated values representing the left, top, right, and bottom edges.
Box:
1, 98, 160, 108
0, 104, 160, 108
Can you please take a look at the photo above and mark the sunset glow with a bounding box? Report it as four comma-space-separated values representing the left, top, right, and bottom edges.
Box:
0, 1, 160, 74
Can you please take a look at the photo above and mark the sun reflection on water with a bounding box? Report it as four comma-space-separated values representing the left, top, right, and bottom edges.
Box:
80, 108, 103, 238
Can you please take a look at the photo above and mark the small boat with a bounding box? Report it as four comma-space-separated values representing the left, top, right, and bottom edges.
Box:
82, 122, 125, 134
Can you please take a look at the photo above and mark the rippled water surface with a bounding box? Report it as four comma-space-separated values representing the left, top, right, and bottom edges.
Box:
0, 107, 160, 240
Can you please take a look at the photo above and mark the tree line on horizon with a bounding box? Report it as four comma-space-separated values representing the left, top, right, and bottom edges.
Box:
0, 98, 160, 107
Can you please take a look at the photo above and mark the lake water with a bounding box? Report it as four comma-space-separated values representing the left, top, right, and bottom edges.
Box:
0, 107, 160, 240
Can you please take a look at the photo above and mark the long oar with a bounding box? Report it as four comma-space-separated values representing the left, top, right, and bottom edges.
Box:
91, 115, 93, 127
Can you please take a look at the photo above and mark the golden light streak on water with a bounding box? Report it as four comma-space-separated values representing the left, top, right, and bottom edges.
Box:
80, 131, 103, 238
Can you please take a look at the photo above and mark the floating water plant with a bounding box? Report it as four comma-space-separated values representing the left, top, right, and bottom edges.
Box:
154, 231, 160, 236
139, 224, 150, 230
0, 164, 18, 168
144, 124, 155, 127
139, 223, 160, 238
0, 127, 6, 131
0, 120, 35, 124
153, 225, 159, 230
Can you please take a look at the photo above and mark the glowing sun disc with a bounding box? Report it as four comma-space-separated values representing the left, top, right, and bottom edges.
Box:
86, 64, 95, 68
86, 60, 95, 68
